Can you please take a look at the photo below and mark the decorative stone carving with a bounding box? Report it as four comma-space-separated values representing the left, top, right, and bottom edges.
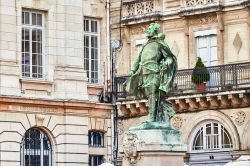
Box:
123, 0, 155, 18
120, 104, 131, 117
186, 0, 218, 7
231, 111, 246, 126
35, 114, 45, 126
123, 131, 141, 165
130, 104, 140, 116
172, 116, 183, 129
130, 26, 147, 35
233, 33, 242, 54
139, 102, 148, 116
189, 15, 217, 25
176, 99, 189, 112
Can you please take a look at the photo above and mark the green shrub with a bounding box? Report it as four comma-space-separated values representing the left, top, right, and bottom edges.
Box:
191, 57, 210, 84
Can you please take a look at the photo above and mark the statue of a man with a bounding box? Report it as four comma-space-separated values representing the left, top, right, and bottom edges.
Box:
124, 23, 177, 123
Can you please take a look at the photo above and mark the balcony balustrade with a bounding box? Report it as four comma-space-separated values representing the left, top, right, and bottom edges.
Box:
122, 0, 160, 23
115, 62, 250, 116
180, 0, 222, 15
115, 62, 250, 99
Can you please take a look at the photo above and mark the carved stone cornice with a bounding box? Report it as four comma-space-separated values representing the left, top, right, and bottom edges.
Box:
0, 96, 113, 116
117, 90, 250, 117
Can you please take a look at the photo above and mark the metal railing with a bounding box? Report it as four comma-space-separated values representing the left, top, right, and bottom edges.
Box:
114, 62, 250, 98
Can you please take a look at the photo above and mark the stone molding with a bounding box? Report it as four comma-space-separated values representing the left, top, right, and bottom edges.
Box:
89, 117, 108, 132
0, 96, 113, 116
117, 90, 250, 117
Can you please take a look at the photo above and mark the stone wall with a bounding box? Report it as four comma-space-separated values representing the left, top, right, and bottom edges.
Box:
0, 0, 113, 165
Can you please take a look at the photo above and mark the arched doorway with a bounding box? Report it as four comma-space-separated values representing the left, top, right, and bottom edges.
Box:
189, 121, 233, 166
21, 128, 52, 166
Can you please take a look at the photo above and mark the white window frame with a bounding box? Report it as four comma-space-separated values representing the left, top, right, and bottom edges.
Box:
84, 18, 100, 84
195, 29, 217, 67
190, 121, 233, 152
21, 10, 45, 79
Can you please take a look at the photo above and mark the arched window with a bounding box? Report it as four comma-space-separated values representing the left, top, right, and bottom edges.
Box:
21, 128, 52, 166
192, 122, 233, 150
88, 131, 104, 147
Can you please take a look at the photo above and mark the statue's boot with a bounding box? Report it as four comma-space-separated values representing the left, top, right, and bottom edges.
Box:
147, 94, 156, 122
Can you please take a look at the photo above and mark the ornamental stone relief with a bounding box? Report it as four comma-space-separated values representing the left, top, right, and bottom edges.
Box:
186, 0, 218, 7
231, 111, 246, 126
130, 26, 147, 35
189, 15, 217, 25
171, 116, 183, 129
233, 33, 243, 54
123, 1, 154, 18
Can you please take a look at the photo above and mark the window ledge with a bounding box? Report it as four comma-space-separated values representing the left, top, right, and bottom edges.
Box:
190, 149, 233, 153
20, 78, 53, 85
89, 147, 106, 155
20, 78, 53, 96
87, 83, 104, 95
87, 83, 103, 88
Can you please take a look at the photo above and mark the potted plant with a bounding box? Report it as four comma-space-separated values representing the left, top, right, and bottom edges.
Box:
191, 57, 210, 92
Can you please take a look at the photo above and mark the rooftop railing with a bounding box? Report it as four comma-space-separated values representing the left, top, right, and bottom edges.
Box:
114, 62, 250, 99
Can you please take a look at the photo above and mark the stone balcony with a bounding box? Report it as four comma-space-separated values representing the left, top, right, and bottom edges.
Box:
115, 62, 250, 117
121, 0, 161, 24
179, 0, 222, 16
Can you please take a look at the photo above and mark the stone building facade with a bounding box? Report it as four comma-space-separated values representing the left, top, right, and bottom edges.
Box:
0, 0, 113, 166
111, 0, 250, 165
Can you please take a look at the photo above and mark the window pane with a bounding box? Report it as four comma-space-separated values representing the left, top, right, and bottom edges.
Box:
32, 13, 36, 25
37, 14, 42, 26
84, 20, 89, 32
32, 53, 38, 66
91, 21, 97, 33
22, 12, 24, 24
24, 41, 30, 52
25, 29, 30, 40
206, 123, 211, 134
214, 123, 218, 134
37, 30, 42, 42
24, 12, 30, 24
32, 29, 37, 41
38, 54, 42, 66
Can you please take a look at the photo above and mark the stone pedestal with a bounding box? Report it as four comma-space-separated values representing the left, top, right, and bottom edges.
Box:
122, 124, 187, 166
135, 152, 185, 166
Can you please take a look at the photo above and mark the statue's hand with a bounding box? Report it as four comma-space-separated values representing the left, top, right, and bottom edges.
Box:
128, 71, 134, 76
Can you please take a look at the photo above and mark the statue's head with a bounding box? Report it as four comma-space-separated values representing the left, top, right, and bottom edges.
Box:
146, 23, 160, 39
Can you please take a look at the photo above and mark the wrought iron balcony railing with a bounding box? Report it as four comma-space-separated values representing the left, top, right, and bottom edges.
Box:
122, 0, 160, 23
114, 62, 250, 99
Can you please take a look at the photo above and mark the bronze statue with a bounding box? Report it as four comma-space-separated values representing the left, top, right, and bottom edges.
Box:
124, 23, 177, 124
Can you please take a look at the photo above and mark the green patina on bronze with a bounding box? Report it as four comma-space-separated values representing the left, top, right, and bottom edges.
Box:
124, 23, 177, 128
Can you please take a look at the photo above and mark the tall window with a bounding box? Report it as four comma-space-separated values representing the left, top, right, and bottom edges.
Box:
22, 10, 44, 79
89, 155, 103, 166
195, 30, 217, 67
88, 131, 104, 147
21, 128, 52, 166
192, 122, 233, 150
84, 19, 99, 84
